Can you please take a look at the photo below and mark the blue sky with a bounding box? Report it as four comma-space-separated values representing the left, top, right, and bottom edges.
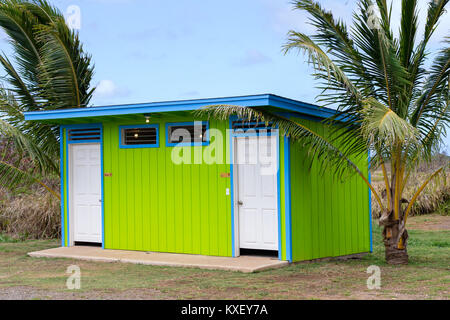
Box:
1, 0, 449, 151
53, 0, 323, 106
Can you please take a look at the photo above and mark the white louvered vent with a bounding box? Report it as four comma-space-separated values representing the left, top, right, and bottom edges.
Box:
232, 120, 275, 133
68, 128, 101, 142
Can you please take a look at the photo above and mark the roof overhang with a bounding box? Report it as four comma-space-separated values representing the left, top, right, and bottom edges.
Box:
24, 94, 336, 123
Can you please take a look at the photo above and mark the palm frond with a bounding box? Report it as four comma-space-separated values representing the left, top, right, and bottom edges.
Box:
0, 0, 42, 85
398, 0, 419, 69
0, 0, 95, 196
0, 159, 37, 190
423, 0, 449, 42
21, 0, 60, 25
197, 104, 363, 178
283, 31, 363, 105
197, 104, 385, 209
0, 159, 59, 199
0, 53, 39, 110
375, 0, 394, 40
411, 40, 450, 126
0, 118, 57, 173
361, 98, 418, 148
291, 0, 373, 91
406, 0, 449, 99
36, 18, 95, 109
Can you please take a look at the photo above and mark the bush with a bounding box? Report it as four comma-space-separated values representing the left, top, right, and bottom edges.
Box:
371, 170, 450, 218
0, 187, 60, 239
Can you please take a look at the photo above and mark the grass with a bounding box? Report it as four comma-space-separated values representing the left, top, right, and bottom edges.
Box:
0, 233, 20, 243
436, 199, 450, 216
0, 217, 448, 300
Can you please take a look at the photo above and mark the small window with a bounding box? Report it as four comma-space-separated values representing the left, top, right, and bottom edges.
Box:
166, 122, 209, 146
119, 125, 159, 148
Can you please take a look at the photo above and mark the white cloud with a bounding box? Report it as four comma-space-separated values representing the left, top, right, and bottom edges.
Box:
265, 0, 449, 46
94, 80, 130, 99
264, 0, 354, 35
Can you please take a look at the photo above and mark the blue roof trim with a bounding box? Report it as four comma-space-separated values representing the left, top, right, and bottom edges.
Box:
24, 94, 337, 121
267, 95, 336, 119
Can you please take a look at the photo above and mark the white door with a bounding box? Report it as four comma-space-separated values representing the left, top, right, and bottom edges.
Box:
235, 135, 278, 251
70, 144, 102, 244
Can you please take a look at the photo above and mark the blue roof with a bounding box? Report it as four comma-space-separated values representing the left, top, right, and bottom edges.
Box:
24, 94, 336, 122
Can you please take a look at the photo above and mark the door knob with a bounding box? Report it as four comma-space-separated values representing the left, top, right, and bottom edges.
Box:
238, 201, 243, 206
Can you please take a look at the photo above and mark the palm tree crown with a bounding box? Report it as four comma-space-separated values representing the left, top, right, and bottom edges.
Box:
200, 0, 449, 264
0, 0, 95, 195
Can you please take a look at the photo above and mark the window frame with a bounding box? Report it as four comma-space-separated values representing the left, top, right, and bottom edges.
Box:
119, 124, 160, 149
165, 121, 210, 147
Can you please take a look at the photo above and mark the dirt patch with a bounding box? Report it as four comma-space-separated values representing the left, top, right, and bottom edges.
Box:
0, 286, 164, 300
407, 215, 450, 231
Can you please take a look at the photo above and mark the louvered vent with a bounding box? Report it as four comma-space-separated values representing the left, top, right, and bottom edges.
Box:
232, 121, 275, 133
68, 128, 101, 142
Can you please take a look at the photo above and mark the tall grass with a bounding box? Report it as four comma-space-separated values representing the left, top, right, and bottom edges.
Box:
371, 170, 450, 218
0, 185, 60, 239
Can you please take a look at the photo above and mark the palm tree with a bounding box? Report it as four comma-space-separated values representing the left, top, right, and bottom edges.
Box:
199, 0, 449, 264
0, 0, 95, 198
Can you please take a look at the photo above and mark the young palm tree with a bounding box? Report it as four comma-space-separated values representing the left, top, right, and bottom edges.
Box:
0, 0, 94, 197
199, 0, 449, 264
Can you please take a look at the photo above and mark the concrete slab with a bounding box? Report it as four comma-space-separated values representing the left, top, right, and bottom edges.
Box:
28, 247, 289, 273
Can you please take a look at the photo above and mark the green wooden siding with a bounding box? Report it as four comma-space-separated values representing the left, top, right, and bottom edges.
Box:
102, 117, 232, 256
59, 115, 369, 262
60, 117, 289, 259
289, 119, 370, 262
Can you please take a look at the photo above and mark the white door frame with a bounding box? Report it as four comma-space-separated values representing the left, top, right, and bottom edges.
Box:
232, 131, 280, 257
68, 142, 103, 246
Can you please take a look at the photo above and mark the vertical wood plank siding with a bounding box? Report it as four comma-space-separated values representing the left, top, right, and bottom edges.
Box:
102, 117, 235, 256
289, 119, 370, 262
60, 115, 369, 262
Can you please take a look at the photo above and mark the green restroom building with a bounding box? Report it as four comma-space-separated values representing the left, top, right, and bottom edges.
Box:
24, 94, 371, 262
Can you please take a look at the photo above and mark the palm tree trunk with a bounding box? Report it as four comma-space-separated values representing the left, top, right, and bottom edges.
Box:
380, 158, 409, 265
382, 218, 409, 265
380, 209, 409, 264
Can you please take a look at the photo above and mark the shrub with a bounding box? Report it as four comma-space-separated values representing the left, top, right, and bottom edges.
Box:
371, 171, 450, 218
0, 186, 60, 239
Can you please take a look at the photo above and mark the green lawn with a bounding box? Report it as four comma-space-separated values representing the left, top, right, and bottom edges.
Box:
0, 217, 448, 300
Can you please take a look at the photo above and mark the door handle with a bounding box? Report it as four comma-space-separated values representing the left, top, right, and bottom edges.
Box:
238, 201, 243, 206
